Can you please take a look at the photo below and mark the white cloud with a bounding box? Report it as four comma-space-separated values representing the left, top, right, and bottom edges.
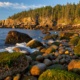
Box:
0, 2, 45, 9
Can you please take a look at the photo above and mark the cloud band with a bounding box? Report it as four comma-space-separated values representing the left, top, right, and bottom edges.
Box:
0, 2, 45, 9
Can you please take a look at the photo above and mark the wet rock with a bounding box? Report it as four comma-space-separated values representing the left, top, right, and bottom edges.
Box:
36, 55, 44, 62
51, 45, 58, 50
58, 49, 65, 54
13, 47, 21, 52
22, 75, 37, 80
52, 60, 57, 64
13, 46, 30, 54
68, 59, 80, 73
47, 39, 54, 45
59, 32, 74, 40
26, 39, 43, 48
40, 48, 46, 53
42, 54, 50, 59
42, 30, 51, 34
54, 52, 59, 57
37, 46, 43, 51
26, 56, 32, 64
43, 34, 58, 40
71, 55, 79, 59
65, 50, 70, 55
5, 30, 32, 44
53, 41, 60, 46
65, 47, 73, 52
43, 59, 52, 66
31, 61, 40, 65
55, 58, 60, 63
45, 46, 56, 54
30, 51, 42, 61
30, 63, 46, 76
13, 74, 21, 80
4, 76, 12, 80
47, 64, 66, 70
60, 58, 66, 64
48, 54, 54, 60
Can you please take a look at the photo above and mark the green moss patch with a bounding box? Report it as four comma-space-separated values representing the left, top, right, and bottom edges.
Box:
38, 69, 80, 80
74, 40, 80, 55
0, 52, 24, 67
69, 36, 80, 46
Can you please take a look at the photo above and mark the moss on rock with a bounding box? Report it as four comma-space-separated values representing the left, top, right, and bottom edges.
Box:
38, 69, 80, 80
69, 36, 80, 46
74, 40, 80, 55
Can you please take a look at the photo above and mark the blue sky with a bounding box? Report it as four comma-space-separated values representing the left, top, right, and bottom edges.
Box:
0, 0, 79, 20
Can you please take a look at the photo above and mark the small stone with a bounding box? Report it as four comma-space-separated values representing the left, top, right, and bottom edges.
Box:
22, 75, 37, 80
65, 50, 70, 55
30, 63, 46, 76
36, 55, 44, 62
4, 76, 12, 80
54, 52, 59, 57
59, 49, 65, 54
68, 59, 80, 72
40, 48, 46, 53
13, 47, 21, 52
55, 58, 60, 63
26, 56, 32, 64
60, 58, 66, 64
44, 59, 52, 66
13, 74, 21, 80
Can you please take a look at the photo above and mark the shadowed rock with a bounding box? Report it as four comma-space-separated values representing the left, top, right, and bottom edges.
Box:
5, 30, 32, 44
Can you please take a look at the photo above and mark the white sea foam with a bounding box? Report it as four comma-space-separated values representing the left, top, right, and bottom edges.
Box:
16, 42, 26, 47
4, 42, 39, 53
0, 49, 7, 52
5, 47, 14, 53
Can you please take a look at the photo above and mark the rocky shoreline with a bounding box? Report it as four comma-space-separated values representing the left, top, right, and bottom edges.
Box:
0, 30, 80, 80
0, 18, 80, 31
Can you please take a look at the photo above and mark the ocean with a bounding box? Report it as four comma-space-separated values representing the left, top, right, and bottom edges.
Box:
0, 28, 58, 49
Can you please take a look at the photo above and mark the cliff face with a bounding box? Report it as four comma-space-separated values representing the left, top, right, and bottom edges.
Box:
0, 17, 55, 30
0, 17, 80, 30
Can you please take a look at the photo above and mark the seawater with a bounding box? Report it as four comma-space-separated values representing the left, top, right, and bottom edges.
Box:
0, 28, 59, 49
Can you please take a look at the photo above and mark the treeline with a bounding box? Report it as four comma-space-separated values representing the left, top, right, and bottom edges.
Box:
9, 2, 80, 24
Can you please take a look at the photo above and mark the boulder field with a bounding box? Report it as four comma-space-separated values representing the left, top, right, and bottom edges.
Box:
1, 31, 80, 80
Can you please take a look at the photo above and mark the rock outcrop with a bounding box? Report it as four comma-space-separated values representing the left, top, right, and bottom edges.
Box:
5, 30, 32, 44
